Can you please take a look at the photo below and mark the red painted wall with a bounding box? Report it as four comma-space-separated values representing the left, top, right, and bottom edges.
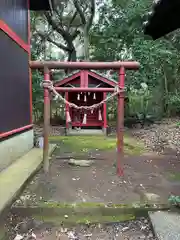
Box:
0, 0, 32, 139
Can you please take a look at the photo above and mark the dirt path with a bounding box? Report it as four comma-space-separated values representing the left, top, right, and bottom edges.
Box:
7, 131, 180, 240
6, 122, 180, 240
26, 120, 180, 206
14, 145, 180, 206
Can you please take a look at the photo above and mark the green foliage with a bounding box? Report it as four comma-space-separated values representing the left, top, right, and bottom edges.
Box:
31, 0, 180, 125
166, 93, 180, 116
168, 195, 180, 205
124, 84, 160, 125
32, 70, 44, 123
176, 122, 180, 128
127, 84, 151, 116
90, 0, 180, 123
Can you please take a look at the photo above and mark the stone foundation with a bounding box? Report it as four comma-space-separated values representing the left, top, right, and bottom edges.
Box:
102, 127, 107, 135
34, 125, 66, 137
0, 129, 34, 171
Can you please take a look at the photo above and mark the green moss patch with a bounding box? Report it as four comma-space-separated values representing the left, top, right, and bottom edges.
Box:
49, 135, 145, 155
39, 201, 106, 208
11, 200, 169, 226
11, 201, 169, 226
37, 201, 169, 210
33, 214, 135, 225
167, 172, 180, 181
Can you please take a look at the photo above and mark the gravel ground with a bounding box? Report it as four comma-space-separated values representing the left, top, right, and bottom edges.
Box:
36, 218, 157, 240
131, 118, 180, 154
4, 214, 157, 240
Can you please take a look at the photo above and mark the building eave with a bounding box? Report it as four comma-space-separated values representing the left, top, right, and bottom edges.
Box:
29, 0, 54, 11
144, 0, 180, 39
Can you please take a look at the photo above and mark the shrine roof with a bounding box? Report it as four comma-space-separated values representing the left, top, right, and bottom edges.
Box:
54, 70, 117, 87
90, 70, 117, 85
144, 0, 180, 39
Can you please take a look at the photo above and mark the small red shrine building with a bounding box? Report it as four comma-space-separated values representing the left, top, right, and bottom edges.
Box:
55, 70, 117, 134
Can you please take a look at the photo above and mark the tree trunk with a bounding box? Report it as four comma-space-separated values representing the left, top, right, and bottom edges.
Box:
69, 48, 77, 61
163, 66, 169, 114
66, 47, 77, 74
159, 68, 166, 118
83, 28, 89, 61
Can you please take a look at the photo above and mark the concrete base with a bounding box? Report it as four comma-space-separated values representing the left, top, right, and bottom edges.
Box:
67, 129, 104, 136
149, 211, 180, 240
102, 127, 107, 135
0, 129, 34, 171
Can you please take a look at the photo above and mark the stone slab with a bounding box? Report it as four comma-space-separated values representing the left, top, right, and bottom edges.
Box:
0, 144, 56, 214
149, 210, 180, 240
68, 129, 104, 136
68, 159, 94, 167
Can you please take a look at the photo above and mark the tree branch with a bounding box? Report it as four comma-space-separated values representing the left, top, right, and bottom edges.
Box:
44, 12, 73, 44
73, 0, 86, 25
85, 0, 95, 32
68, 11, 78, 29
37, 31, 70, 52
164, 35, 180, 52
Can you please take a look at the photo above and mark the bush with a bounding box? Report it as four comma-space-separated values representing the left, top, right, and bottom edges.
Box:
107, 83, 162, 128
124, 83, 158, 127
166, 93, 180, 116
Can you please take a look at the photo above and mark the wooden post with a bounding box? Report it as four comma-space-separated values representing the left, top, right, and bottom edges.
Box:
65, 92, 69, 131
103, 92, 107, 135
117, 67, 125, 176
43, 67, 50, 173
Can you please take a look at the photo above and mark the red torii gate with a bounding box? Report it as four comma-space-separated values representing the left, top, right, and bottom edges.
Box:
30, 61, 140, 176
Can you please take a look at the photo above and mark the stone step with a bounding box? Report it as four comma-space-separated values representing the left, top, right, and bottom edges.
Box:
0, 144, 56, 214
68, 129, 104, 135
149, 210, 180, 239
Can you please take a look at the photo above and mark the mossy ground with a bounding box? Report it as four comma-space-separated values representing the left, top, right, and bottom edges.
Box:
12, 201, 169, 225
168, 172, 180, 181
33, 214, 135, 225
49, 135, 146, 155
30, 201, 169, 213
